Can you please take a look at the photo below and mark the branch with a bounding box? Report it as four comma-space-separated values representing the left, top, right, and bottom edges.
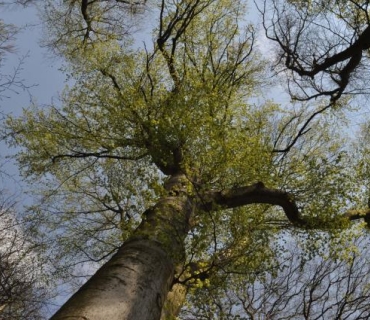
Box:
156, 0, 213, 91
80, 0, 92, 43
200, 182, 305, 226
273, 102, 332, 153
51, 150, 147, 163
200, 182, 370, 228
79, 0, 147, 44
260, 0, 370, 103
344, 209, 370, 225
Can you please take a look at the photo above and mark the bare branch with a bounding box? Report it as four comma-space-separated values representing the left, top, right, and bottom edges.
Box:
51, 150, 148, 163
260, 0, 370, 103
273, 102, 332, 153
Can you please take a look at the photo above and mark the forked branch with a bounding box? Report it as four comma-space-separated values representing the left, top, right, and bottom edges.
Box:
259, 0, 370, 103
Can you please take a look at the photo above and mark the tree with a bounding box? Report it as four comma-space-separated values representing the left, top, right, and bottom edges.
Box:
5, 0, 370, 319
0, 190, 51, 319
258, 0, 370, 152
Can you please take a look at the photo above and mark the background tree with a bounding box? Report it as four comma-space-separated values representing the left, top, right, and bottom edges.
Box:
0, 189, 51, 319
5, 0, 370, 319
258, 0, 370, 152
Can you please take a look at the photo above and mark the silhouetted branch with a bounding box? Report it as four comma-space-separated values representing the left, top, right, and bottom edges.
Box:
273, 102, 332, 153
259, 0, 370, 103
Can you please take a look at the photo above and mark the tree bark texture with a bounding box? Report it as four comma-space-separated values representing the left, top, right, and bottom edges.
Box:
51, 173, 194, 320
51, 239, 174, 320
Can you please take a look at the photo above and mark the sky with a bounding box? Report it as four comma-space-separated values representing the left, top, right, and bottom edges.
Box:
0, 4, 66, 194
0, 5, 66, 114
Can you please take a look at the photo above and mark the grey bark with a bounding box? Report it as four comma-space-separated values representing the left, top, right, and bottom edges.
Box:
51, 173, 194, 320
51, 239, 174, 320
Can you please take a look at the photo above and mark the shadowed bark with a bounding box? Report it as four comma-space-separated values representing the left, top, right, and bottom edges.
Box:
201, 182, 302, 225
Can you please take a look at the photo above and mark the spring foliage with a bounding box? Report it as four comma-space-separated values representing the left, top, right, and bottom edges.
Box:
5, 0, 370, 317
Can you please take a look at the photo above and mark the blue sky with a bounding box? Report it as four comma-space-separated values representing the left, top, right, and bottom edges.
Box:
1, 5, 66, 113
0, 4, 66, 192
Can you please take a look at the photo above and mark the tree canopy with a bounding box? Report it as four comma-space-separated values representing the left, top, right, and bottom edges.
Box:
4, 0, 370, 318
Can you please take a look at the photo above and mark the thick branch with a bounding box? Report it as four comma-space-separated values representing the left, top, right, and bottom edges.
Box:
307, 26, 370, 78
200, 182, 305, 226
81, 0, 92, 43
200, 182, 370, 228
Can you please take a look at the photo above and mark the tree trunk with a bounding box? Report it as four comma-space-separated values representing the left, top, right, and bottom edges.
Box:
51, 239, 174, 320
51, 173, 193, 320
160, 282, 188, 320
